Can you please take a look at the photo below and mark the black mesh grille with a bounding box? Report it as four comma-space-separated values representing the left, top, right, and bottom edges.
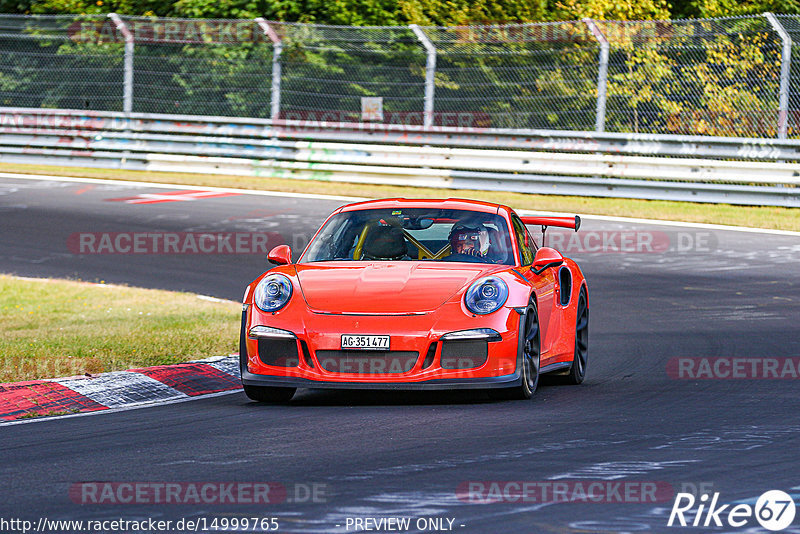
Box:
440, 340, 488, 369
316, 351, 418, 374
258, 338, 300, 367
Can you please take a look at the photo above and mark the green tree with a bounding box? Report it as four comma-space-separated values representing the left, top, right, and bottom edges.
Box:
552, 0, 671, 21
29, 0, 172, 16
671, 0, 800, 18
0, 0, 35, 14
397, 0, 547, 25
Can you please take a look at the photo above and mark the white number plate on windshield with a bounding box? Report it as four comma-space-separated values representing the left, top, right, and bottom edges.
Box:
341, 335, 390, 350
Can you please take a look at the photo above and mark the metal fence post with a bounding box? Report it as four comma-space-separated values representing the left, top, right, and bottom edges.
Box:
583, 18, 609, 133
764, 13, 792, 139
255, 18, 282, 121
107, 13, 133, 115
409, 24, 436, 129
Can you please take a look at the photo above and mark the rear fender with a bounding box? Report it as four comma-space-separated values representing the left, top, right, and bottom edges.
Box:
542, 258, 586, 367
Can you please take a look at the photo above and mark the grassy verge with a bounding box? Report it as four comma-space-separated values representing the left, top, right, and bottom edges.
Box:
1, 162, 798, 231
0, 275, 240, 383
16, 409, 80, 419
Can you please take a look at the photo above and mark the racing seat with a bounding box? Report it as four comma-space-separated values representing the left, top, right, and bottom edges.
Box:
361, 225, 408, 260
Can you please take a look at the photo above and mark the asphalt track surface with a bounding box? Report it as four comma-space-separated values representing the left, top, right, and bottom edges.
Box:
1, 175, 799, 533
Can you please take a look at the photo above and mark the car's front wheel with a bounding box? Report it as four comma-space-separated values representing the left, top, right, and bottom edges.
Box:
243, 384, 296, 403
489, 300, 540, 400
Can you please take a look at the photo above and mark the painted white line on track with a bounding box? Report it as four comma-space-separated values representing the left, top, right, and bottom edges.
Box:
196, 294, 236, 304
1, 172, 798, 236
0, 172, 365, 203
0, 389, 242, 427
516, 209, 800, 237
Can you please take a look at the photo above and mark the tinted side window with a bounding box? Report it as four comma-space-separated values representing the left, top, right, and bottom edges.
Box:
511, 215, 535, 266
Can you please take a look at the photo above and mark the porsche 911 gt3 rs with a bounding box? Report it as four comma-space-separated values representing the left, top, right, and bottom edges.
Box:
240, 198, 588, 402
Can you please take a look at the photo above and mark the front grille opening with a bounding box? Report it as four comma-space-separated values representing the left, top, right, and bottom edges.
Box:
422, 342, 437, 369
315, 350, 419, 374
440, 340, 488, 370
257, 338, 300, 367
300, 340, 314, 368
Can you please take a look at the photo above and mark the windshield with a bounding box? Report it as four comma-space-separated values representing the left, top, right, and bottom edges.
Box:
302, 208, 515, 265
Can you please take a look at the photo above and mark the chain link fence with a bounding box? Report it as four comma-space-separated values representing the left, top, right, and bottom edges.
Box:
0, 13, 798, 137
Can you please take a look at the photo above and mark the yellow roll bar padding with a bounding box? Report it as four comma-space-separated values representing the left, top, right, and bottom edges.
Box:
353, 219, 453, 260
352, 221, 376, 260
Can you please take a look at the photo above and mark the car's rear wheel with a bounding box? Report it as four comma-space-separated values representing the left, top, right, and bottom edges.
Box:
243, 384, 296, 403
565, 287, 588, 385
489, 300, 540, 400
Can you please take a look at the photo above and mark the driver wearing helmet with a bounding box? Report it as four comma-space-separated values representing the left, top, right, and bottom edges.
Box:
445, 223, 490, 262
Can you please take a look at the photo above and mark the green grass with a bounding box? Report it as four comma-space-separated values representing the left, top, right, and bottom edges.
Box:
1, 162, 798, 232
0, 275, 240, 383
16, 409, 80, 419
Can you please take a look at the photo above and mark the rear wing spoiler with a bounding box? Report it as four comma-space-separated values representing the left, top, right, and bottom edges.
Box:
520, 215, 581, 231
520, 215, 581, 248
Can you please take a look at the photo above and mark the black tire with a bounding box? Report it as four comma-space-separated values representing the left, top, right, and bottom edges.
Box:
243, 384, 296, 403
489, 300, 540, 400
565, 287, 589, 385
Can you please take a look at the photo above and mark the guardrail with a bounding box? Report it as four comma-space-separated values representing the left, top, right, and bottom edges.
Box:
1, 107, 799, 207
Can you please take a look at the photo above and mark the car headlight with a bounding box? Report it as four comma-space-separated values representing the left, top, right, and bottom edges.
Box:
464, 276, 508, 315
254, 274, 293, 312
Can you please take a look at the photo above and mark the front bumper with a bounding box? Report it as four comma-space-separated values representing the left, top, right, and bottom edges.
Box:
241, 369, 522, 390
241, 301, 524, 390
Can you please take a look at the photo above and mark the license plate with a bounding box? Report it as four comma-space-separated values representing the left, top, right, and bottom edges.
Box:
341, 335, 390, 350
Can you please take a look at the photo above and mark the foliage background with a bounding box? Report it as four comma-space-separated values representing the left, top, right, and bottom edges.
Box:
2, 0, 800, 138
4, 0, 800, 24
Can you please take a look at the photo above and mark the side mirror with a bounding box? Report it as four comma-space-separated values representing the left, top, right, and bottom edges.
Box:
532, 247, 563, 274
267, 245, 292, 265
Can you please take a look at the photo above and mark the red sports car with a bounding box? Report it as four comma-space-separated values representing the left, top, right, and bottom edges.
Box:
239, 198, 588, 402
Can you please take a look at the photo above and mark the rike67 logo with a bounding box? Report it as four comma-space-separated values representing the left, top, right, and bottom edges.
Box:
668, 490, 796, 531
